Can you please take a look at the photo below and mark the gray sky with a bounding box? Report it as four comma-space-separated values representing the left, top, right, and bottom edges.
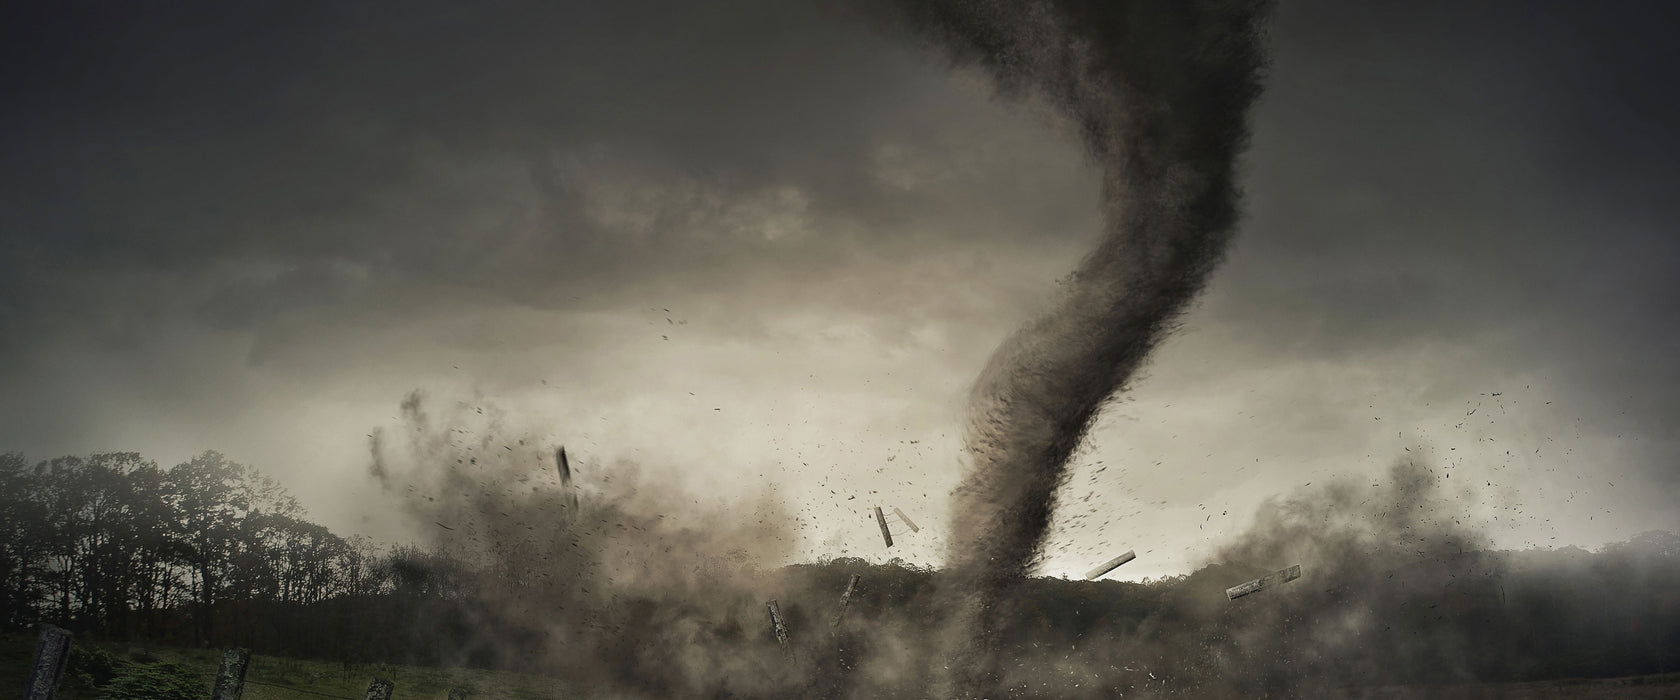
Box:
3, 0, 1677, 580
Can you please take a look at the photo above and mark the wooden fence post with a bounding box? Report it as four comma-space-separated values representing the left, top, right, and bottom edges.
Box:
210, 648, 250, 700
363, 678, 394, 700
766, 599, 790, 647
831, 574, 862, 628
21, 624, 72, 700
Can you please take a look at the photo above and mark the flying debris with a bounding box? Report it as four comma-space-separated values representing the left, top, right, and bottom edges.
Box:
891, 506, 920, 533
870, 505, 920, 549
1226, 564, 1303, 600
1084, 550, 1137, 580
555, 447, 572, 486
766, 599, 790, 646
830, 574, 861, 628
556, 446, 579, 514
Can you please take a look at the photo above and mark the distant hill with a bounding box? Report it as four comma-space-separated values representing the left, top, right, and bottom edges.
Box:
766, 533, 1680, 697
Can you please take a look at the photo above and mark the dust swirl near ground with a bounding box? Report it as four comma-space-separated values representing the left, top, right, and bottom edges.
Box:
369, 393, 826, 698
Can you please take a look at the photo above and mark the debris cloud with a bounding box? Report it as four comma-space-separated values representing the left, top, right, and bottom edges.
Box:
367, 393, 817, 697
367, 395, 1670, 699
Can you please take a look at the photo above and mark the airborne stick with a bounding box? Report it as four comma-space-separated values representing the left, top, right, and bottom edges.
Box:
1226, 564, 1303, 600
556, 446, 578, 514
766, 599, 790, 646
1084, 550, 1137, 580
555, 446, 572, 486
831, 574, 862, 628
891, 506, 920, 533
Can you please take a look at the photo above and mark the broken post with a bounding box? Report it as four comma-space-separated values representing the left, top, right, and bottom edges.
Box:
1084, 550, 1137, 580
22, 624, 71, 700
555, 446, 572, 486
1226, 564, 1303, 600
830, 574, 862, 628
766, 599, 790, 647
556, 447, 580, 515
210, 648, 251, 700
891, 506, 920, 533
364, 678, 394, 700
873, 506, 893, 548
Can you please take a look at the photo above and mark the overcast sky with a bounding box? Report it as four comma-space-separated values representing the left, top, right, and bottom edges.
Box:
3, 0, 1677, 579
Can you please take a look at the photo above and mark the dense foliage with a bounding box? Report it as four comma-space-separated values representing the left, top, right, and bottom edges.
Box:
0, 451, 398, 657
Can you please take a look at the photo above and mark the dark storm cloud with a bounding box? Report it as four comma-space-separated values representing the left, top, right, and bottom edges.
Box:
0, 0, 1080, 271
1232, 1, 1680, 339
7, 0, 1671, 362
0, 0, 1105, 541
0, 0, 1107, 444
1206, 1, 1680, 485
1263, 3, 1678, 332
0, 0, 1093, 364
0, 0, 1676, 565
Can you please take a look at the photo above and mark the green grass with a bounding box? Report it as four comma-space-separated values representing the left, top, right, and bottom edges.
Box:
234, 653, 574, 700
1324, 674, 1680, 699
0, 633, 577, 699
3, 632, 1678, 698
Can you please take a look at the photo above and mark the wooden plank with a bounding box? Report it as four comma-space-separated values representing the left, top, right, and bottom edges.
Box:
1084, 550, 1136, 580
891, 507, 920, 533
830, 574, 862, 628
1227, 564, 1303, 600
766, 599, 790, 646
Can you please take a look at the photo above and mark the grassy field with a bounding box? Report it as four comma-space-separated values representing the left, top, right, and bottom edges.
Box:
3, 632, 1678, 698
0, 633, 576, 699
1324, 673, 1680, 699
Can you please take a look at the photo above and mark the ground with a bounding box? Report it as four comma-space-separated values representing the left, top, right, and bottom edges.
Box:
0, 633, 574, 699
2, 633, 1677, 698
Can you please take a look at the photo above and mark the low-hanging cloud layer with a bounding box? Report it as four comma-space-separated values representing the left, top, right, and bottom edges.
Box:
1, 0, 1678, 585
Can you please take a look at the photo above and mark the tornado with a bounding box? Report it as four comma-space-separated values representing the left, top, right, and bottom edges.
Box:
877, 1, 1274, 695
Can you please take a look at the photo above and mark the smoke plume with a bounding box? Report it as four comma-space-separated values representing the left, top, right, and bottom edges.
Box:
364, 390, 1678, 697
870, 1, 1273, 693
367, 393, 828, 697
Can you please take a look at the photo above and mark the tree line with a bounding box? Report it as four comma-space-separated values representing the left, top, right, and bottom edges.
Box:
0, 450, 428, 658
